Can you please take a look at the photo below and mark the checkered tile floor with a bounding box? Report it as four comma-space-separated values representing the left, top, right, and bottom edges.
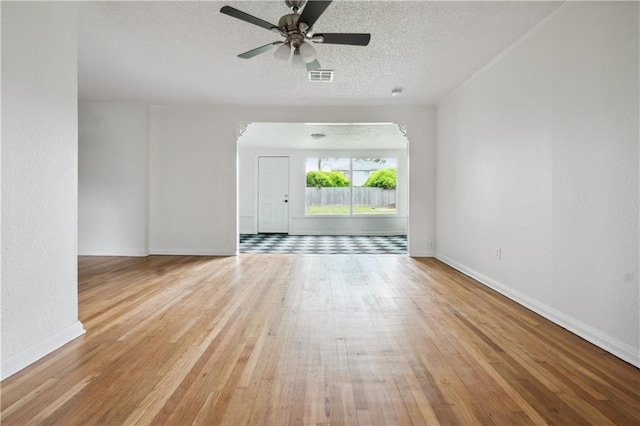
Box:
239, 234, 407, 255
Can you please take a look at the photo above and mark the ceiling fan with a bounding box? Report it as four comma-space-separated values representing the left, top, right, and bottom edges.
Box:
220, 0, 371, 71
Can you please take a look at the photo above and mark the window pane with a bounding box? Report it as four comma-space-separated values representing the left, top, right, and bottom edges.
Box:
352, 158, 397, 215
305, 158, 351, 215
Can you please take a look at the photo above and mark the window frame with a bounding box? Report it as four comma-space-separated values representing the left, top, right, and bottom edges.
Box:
304, 157, 398, 217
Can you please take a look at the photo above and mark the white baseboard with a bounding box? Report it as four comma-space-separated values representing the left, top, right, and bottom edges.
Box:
149, 248, 236, 256
78, 248, 148, 257
409, 250, 435, 258
1, 321, 86, 380
290, 216, 407, 236
239, 216, 257, 235
436, 254, 640, 368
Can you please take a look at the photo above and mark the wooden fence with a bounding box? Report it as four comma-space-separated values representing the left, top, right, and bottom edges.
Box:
305, 187, 396, 207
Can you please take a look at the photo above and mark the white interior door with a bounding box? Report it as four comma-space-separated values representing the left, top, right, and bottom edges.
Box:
258, 157, 289, 233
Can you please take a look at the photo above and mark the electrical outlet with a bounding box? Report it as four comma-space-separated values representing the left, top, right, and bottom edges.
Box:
428, 241, 434, 250
495, 248, 502, 260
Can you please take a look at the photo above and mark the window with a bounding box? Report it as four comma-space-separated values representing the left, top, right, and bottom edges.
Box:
352, 158, 397, 215
305, 157, 397, 216
305, 158, 351, 215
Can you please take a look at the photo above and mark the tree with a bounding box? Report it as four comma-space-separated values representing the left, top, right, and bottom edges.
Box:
363, 168, 396, 189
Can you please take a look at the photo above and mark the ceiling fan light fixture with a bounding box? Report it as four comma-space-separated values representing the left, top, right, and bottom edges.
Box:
274, 42, 291, 60
298, 42, 316, 63
292, 48, 306, 70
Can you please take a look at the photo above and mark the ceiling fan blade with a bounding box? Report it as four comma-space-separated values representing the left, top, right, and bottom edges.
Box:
298, 0, 332, 29
238, 41, 283, 59
306, 59, 321, 71
220, 6, 282, 34
315, 33, 371, 46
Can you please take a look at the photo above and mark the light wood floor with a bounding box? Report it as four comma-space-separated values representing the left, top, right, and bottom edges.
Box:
1, 255, 639, 425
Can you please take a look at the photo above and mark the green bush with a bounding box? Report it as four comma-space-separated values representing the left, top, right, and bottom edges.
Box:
327, 171, 349, 187
363, 168, 396, 189
306, 170, 349, 187
306, 171, 323, 187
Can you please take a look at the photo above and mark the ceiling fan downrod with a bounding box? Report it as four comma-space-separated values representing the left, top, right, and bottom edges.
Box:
285, 0, 305, 14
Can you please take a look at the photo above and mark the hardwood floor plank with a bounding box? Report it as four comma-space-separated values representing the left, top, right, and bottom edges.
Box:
1, 255, 638, 425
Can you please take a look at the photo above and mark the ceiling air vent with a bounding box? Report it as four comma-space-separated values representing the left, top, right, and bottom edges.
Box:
308, 70, 334, 82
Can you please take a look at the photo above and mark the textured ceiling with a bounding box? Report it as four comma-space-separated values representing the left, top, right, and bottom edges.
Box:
239, 122, 408, 149
78, 1, 562, 106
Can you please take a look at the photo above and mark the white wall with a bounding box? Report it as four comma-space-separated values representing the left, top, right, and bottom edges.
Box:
407, 109, 436, 256
149, 106, 239, 255
79, 104, 434, 256
79, 102, 148, 256
148, 105, 435, 256
436, 2, 639, 366
238, 146, 408, 236
1, 3, 85, 379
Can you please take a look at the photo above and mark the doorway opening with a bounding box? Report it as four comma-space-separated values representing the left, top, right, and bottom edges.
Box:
237, 122, 409, 254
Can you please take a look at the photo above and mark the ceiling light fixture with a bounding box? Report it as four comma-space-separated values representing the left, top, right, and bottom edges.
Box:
391, 87, 403, 96
292, 48, 307, 70
298, 41, 317, 63
273, 42, 291, 60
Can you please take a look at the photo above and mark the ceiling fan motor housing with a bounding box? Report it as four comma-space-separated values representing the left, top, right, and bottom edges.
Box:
278, 13, 311, 49
278, 13, 301, 33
